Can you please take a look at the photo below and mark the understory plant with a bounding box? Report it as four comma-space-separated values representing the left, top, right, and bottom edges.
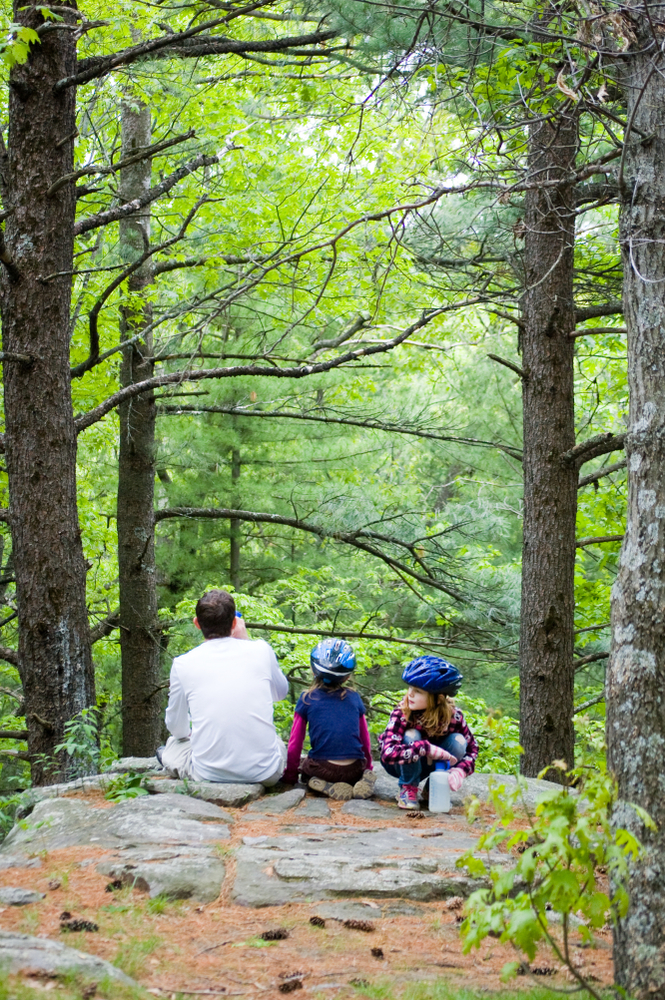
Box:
458, 760, 653, 998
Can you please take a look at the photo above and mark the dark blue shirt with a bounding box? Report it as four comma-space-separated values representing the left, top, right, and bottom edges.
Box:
296, 688, 366, 760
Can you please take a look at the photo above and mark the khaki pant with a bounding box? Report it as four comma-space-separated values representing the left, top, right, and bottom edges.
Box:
161, 736, 286, 786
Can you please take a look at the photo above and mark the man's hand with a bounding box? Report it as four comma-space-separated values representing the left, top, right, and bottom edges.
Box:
231, 615, 249, 640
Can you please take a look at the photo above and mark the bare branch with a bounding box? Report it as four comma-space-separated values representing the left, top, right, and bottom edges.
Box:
0, 729, 28, 740
569, 326, 626, 339
0, 645, 19, 666
574, 651, 609, 670
73, 154, 218, 237
576, 534, 624, 548
561, 432, 626, 468
56, 24, 339, 90
90, 611, 120, 644
487, 353, 525, 379
574, 302, 623, 322
244, 620, 454, 652
573, 692, 605, 714
578, 459, 627, 489
74, 302, 478, 433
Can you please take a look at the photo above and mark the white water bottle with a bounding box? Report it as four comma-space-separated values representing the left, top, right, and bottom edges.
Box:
429, 762, 451, 813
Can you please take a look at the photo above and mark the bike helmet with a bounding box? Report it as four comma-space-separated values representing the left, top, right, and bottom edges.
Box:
311, 638, 356, 682
402, 656, 463, 695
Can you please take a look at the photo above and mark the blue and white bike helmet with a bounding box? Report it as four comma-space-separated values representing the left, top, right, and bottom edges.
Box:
311, 638, 356, 683
402, 656, 463, 695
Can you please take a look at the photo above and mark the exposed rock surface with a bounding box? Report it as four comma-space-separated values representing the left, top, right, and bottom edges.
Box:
144, 776, 263, 808
373, 769, 561, 809
0, 888, 45, 906
247, 788, 306, 814
233, 824, 506, 907
107, 756, 163, 774
0, 930, 136, 984
1, 794, 230, 903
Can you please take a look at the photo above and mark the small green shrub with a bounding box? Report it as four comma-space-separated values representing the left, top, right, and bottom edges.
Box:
105, 772, 149, 802
458, 759, 652, 996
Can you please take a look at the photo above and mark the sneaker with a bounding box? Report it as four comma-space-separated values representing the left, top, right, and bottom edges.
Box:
353, 770, 377, 799
398, 784, 419, 809
308, 777, 354, 800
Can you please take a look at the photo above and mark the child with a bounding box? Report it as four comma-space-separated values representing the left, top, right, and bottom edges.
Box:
282, 638, 375, 801
379, 655, 478, 809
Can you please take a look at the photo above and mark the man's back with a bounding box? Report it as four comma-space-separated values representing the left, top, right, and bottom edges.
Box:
166, 636, 288, 783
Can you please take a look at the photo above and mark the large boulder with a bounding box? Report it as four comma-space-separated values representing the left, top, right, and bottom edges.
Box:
0, 930, 136, 984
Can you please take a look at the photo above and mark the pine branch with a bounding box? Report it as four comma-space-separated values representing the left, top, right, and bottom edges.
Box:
90, 611, 120, 644
576, 534, 624, 548
155, 506, 466, 602
157, 403, 523, 459
562, 432, 626, 468
0, 645, 19, 666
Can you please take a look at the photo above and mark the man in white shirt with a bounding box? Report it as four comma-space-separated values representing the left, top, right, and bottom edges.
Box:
158, 590, 288, 784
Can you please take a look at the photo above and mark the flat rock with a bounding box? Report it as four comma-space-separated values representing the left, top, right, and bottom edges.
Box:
247, 788, 306, 814
0, 888, 46, 906
15, 776, 111, 820
341, 799, 401, 820
233, 825, 505, 907
295, 797, 331, 818
1, 795, 229, 902
0, 930, 135, 984
96, 848, 225, 902
144, 776, 263, 808
1, 796, 229, 855
107, 756, 163, 774
311, 900, 423, 920
372, 768, 563, 809
0, 855, 42, 871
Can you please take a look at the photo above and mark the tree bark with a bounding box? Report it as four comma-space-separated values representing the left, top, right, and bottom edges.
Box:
117, 99, 162, 756
0, 2, 95, 783
230, 447, 241, 589
607, 27, 665, 997
519, 104, 579, 779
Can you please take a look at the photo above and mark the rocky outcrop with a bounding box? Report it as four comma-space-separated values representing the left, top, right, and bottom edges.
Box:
0, 931, 136, 984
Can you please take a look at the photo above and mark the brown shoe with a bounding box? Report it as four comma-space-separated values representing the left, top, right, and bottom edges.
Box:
353, 770, 377, 799
308, 777, 354, 800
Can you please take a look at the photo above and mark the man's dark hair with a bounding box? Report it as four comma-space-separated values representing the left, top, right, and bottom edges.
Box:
195, 590, 236, 638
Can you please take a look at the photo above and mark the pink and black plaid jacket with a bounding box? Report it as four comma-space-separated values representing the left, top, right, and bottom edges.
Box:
378, 706, 479, 776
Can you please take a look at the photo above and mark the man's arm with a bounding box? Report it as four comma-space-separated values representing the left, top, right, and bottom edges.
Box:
268, 647, 289, 701
164, 663, 190, 738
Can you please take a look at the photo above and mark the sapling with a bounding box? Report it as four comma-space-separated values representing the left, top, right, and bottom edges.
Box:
457, 760, 654, 997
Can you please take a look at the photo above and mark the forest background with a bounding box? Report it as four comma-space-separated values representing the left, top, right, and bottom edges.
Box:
0, 0, 627, 804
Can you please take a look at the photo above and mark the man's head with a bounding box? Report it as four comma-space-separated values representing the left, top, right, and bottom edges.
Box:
194, 590, 236, 639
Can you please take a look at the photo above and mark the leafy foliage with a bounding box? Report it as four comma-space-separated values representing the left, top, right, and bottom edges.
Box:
459, 761, 653, 995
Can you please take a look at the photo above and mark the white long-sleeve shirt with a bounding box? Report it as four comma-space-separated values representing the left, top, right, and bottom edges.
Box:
165, 636, 288, 783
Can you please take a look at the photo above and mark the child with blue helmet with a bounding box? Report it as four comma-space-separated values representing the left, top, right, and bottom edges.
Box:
378, 656, 478, 809
282, 638, 375, 800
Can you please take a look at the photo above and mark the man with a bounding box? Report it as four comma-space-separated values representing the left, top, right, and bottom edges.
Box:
158, 589, 288, 784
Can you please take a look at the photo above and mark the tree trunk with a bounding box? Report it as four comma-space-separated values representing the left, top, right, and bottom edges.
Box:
0, 2, 95, 783
117, 100, 162, 757
230, 447, 241, 589
607, 31, 665, 998
519, 105, 579, 779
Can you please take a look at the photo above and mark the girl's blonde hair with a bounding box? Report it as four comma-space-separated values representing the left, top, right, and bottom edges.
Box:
400, 690, 455, 736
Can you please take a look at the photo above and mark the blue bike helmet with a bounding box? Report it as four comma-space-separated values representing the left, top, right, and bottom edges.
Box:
402, 656, 463, 695
311, 638, 356, 683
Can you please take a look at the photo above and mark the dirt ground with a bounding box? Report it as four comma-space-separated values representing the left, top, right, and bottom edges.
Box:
0, 796, 614, 998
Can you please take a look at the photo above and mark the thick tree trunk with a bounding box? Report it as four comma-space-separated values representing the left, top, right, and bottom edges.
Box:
0, 2, 95, 783
519, 106, 579, 779
607, 31, 665, 998
117, 101, 162, 756
230, 447, 241, 589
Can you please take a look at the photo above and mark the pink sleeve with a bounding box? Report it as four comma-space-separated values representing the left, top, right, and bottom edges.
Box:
359, 714, 373, 771
283, 712, 307, 782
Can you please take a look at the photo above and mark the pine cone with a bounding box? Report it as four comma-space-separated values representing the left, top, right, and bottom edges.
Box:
260, 928, 289, 941
309, 916, 325, 928
278, 981, 302, 993
343, 919, 375, 932
444, 896, 464, 911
